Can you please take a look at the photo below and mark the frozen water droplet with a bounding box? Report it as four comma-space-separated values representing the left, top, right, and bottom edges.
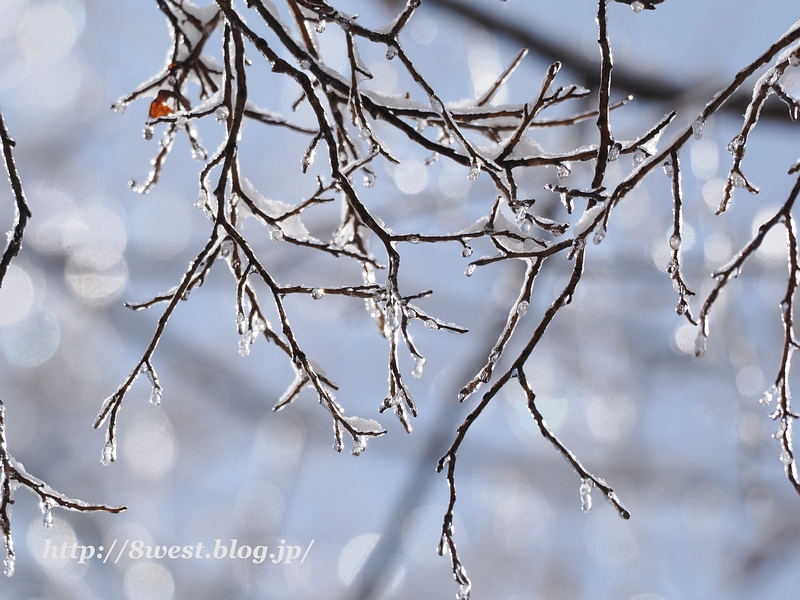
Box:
780, 448, 793, 465
632, 148, 646, 166
41, 499, 53, 529
663, 160, 674, 178
429, 96, 444, 114
790, 54, 800, 67
517, 300, 529, 316
692, 119, 704, 140
385, 44, 398, 60
270, 226, 284, 242
461, 246, 473, 258
761, 384, 778, 405
694, 332, 707, 357
351, 435, 366, 456
311, 288, 325, 300
580, 480, 593, 513
149, 386, 162, 406
478, 367, 491, 383
425, 319, 438, 330
520, 220, 532, 233
573, 238, 586, 252
215, 106, 230, 123
143, 125, 154, 140
176, 115, 187, 128
514, 208, 526, 223
408, 234, 421, 244
315, 20, 326, 33
730, 173, 746, 189
666, 259, 678, 274
467, 158, 481, 181
465, 264, 476, 277
299, 59, 311, 70
112, 103, 126, 115
607, 143, 620, 162
4, 557, 14, 577
363, 172, 374, 188
405, 307, 417, 319
412, 356, 425, 378
457, 583, 470, 600
557, 164, 570, 179
774, 419, 788, 439
631, 1, 645, 13
669, 234, 681, 250
101, 442, 115, 466
593, 226, 607, 245
488, 350, 500, 364
727, 135, 743, 154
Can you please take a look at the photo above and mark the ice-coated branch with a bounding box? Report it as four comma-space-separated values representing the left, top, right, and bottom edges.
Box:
0, 109, 32, 287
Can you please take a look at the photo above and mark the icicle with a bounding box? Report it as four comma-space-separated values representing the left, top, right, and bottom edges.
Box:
692, 119, 704, 140
516, 301, 529, 317
4, 556, 14, 577
351, 435, 366, 456
631, 1, 645, 13
311, 288, 325, 300
580, 480, 593, 513
461, 246, 473, 258
412, 356, 425, 379
41, 499, 54, 529
101, 441, 115, 466
694, 332, 707, 357
457, 583, 471, 600
465, 264, 476, 277
149, 386, 162, 406
467, 157, 482, 181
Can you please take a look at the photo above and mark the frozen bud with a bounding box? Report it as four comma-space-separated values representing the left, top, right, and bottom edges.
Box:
385, 44, 398, 60
632, 148, 646, 166
780, 448, 793, 465
465, 264, 476, 277
631, 1, 645, 13
694, 332, 707, 357
143, 124, 154, 140
516, 300, 529, 317
461, 246, 473, 258
692, 119, 704, 140
662, 160, 674, 178
669, 234, 681, 250
730, 172, 746, 189
311, 288, 325, 300
580, 480, 593, 513
425, 319, 438, 330
215, 106, 230, 123
412, 356, 426, 379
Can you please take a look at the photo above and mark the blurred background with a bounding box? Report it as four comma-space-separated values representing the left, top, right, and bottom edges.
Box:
1, 0, 799, 598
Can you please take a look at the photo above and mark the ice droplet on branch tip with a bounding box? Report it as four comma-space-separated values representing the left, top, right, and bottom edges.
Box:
311, 288, 325, 300
593, 226, 607, 245
315, 20, 326, 33
580, 480, 593, 513
143, 125, 154, 140
41, 499, 53, 529
215, 106, 229, 123
631, 1, 645, 13
467, 158, 481, 181
694, 332, 707, 357
385, 44, 398, 60
465, 264, 476, 277
101, 442, 115, 466
780, 448, 793, 465
4, 557, 14, 577
461, 246, 473, 258
412, 356, 425, 378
